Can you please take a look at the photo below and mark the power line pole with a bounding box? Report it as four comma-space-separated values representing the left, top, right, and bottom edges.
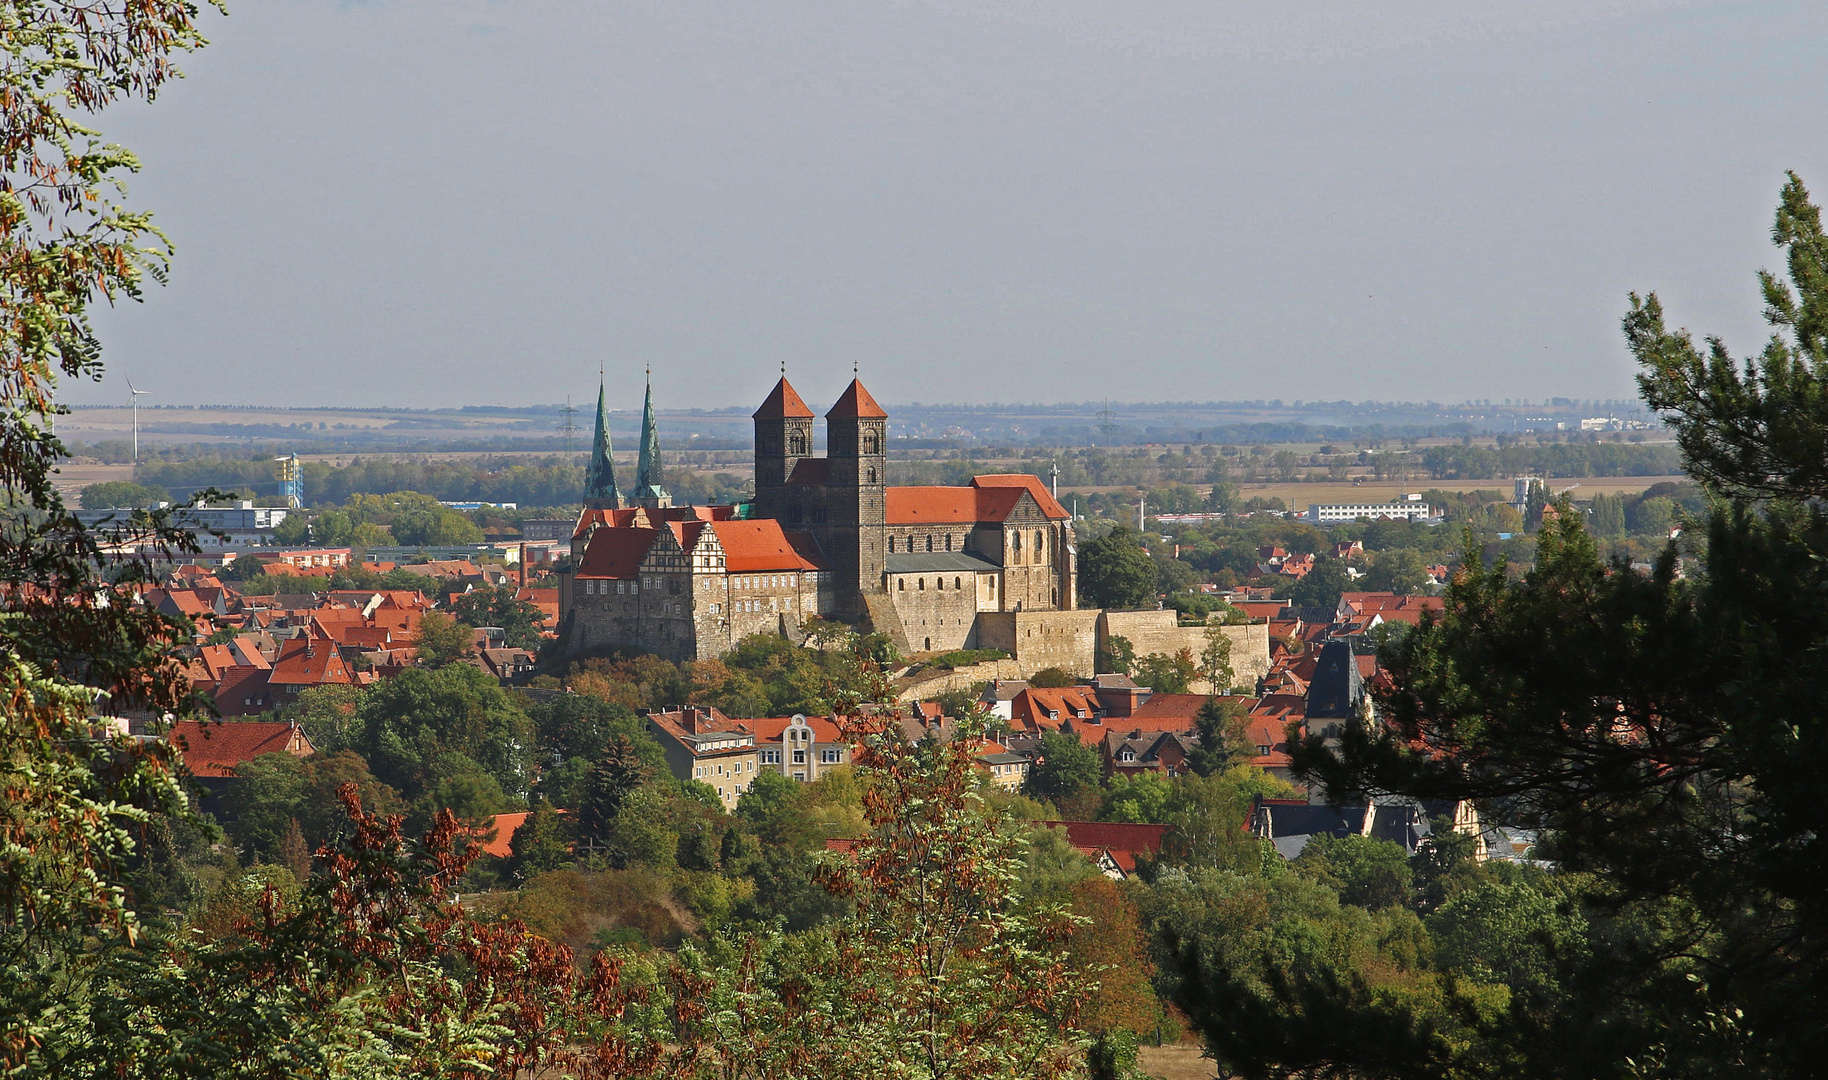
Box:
558, 395, 580, 454
1097, 400, 1118, 447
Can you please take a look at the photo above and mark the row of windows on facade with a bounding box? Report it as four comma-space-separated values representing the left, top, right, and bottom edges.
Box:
716, 596, 814, 614
779, 433, 882, 455
697, 759, 756, 779
884, 530, 1048, 556
764, 748, 842, 764
581, 577, 678, 595
891, 533, 959, 553
585, 572, 812, 597
733, 574, 799, 590
896, 575, 979, 593
698, 748, 841, 772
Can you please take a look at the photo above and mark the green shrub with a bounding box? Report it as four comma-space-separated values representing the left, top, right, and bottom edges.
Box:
930, 648, 1009, 670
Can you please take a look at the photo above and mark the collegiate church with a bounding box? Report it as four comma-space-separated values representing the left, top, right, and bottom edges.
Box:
556, 375, 1076, 661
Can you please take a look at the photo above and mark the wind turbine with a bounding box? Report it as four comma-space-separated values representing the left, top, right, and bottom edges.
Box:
127, 378, 150, 463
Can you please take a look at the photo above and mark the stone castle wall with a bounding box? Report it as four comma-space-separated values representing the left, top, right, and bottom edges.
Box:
1097, 610, 1271, 687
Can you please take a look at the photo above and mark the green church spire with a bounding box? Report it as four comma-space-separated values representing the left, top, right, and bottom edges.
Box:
583, 374, 623, 509
632, 370, 672, 508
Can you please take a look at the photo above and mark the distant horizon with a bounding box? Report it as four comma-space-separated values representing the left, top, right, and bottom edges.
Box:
62, 395, 1655, 415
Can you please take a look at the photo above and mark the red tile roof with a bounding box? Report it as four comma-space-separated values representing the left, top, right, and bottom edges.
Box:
211, 667, 277, 717
713, 520, 827, 572
825, 378, 887, 419
341, 626, 397, 649
1010, 687, 1102, 731
750, 714, 855, 745
168, 719, 314, 777
268, 637, 354, 687
1129, 694, 1215, 725
1234, 601, 1291, 619
753, 377, 816, 419
476, 809, 569, 859
885, 475, 1069, 526
885, 486, 980, 524
1044, 820, 1169, 873
396, 560, 480, 579
515, 587, 559, 623
576, 527, 659, 579
969, 474, 1070, 520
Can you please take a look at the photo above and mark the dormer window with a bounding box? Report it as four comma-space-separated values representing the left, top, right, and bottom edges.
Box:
1120, 750, 1136, 762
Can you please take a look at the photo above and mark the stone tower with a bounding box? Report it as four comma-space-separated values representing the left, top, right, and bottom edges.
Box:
825, 378, 888, 615
751, 376, 815, 520
630, 375, 672, 509
582, 376, 625, 510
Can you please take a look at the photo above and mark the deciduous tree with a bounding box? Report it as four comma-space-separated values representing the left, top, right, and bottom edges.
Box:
1024, 729, 1104, 806
1078, 527, 1158, 609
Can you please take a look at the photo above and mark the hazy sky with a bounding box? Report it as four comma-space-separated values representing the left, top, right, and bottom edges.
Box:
70, 0, 1828, 412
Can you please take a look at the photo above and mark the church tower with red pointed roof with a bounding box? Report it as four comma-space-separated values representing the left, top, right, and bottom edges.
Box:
823, 378, 888, 616
752, 375, 815, 521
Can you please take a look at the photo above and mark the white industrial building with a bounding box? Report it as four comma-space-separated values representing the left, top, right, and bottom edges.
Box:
1306, 496, 1437, 524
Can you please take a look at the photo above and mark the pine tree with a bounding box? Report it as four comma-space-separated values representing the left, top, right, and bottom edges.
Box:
1289, 174, 1828, 1078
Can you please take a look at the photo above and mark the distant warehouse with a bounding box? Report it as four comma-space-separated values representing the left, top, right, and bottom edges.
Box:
1306, 495, 1438, 525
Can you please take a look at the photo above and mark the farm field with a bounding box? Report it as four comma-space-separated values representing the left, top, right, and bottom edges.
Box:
50, 462, 136, 501
1137, 1043, 1216, 1079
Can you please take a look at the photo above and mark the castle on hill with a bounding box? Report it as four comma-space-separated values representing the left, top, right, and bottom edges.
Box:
556, 375, 1077, 661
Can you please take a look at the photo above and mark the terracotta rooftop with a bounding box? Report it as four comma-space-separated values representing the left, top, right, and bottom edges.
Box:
1044, 820, 1169, 874
168, 719, 314, 778
885, 475, 1069, 526
753, 376, 816, 419
826, 378, 888, 419
476, 809, 567, 859
267, 637, 354, 687
712, 520, 828, 573
576, 527, 659, 579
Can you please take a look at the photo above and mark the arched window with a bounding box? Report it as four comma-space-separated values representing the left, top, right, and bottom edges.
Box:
863, 432, 880, 454
897, 578, 905, 591
935, 577, 943, 591
945, 534, 953, 551
918, 578, 925, 591
888, 537, 897, 553
1034, 530, 1045, 561
1012, 532, 1022, 553
926, 535, 934, 552
955, 576, 962, 590
867, 468, 876, 483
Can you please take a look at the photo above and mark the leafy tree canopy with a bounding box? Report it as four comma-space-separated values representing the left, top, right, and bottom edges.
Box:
1290, 173, 1828, 1078
1022, 729, 1104, 806
1078, 526, 1158, 609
